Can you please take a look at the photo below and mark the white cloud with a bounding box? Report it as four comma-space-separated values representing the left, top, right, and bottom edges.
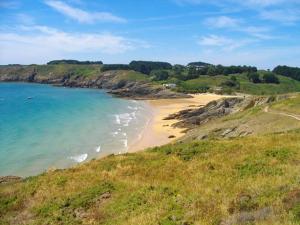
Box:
0, 26, 146, 64
175, 0, 294, 6
198, 35, 254, 51
198, 45, 300, 69
204, 16, 273, 39
260, 9, 300, 24
44, 0, 126, 23
0, 0, 20, 9
204, 16, 240, 28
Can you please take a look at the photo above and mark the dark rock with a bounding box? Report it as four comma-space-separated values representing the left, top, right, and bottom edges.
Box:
221, 207, 272, 225
0, 66, 191, 100
164, 97, 244, 129
283, 189, 300, 210
0, 176, 22, 184
168, 135, 176, 139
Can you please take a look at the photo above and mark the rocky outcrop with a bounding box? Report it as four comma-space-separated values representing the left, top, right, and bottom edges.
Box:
0, 66, 190, 99
164, 97, 244, 128
0, 176, 22, 184
108, 82, 191, 99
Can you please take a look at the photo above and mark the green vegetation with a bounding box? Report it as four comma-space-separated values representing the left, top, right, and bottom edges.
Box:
1, 89, 300, 224
129, 61, 172, 75
273, 65, 300, 81
170, 73, 300, 95
111, 70, 149, 83
1, 131, 299, 224
270, 94, 300, 114
262, 72, 279, 84
36, 64, 102, 78
101, 64, 130, 72
1, 61, 300, 95
187, 61, 211, 67
47, 60, 103, 65
150, 70, 170, 81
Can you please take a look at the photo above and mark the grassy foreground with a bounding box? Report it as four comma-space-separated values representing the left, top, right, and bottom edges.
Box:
1, 130, 300, 224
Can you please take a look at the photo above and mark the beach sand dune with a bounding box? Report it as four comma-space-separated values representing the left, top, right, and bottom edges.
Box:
129, 93, 226, 152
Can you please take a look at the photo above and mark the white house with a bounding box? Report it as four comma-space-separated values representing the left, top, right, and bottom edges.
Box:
163, 83, 177, 89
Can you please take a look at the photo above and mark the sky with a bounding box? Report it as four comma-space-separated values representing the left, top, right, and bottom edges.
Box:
0, 0, 300, 68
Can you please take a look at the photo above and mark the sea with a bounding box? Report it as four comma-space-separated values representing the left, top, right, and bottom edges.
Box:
0, 82, 152, 176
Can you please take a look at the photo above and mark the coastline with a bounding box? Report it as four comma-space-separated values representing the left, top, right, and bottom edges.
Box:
0, 81, 228, 177
128, 93, 226, 152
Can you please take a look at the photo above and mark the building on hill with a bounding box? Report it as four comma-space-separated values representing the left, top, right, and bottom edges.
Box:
163, 83, 177, 89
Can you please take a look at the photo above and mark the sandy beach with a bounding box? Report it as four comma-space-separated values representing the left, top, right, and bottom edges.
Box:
128, 93, 226, 152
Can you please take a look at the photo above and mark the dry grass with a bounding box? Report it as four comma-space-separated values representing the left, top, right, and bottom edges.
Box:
1, 131, 300, 224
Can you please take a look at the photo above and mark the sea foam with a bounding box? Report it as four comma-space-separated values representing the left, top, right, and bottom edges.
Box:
70, 154, 88, 163
96, 146, 101, 153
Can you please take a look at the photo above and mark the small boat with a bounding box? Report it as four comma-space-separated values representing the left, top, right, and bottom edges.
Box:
27, 97, 33, 100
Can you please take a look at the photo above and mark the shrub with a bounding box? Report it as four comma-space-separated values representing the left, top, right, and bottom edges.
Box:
150, 70, 169, 81
262, 72, 280, 84
247, 72, 261, 83
101, 64, 130, 72
129, 61, 172, 75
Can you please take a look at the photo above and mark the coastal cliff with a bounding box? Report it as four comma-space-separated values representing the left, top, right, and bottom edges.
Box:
0, 65, 189, 99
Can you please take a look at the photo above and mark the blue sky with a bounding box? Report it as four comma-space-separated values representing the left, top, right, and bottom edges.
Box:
0, 0, 300, 68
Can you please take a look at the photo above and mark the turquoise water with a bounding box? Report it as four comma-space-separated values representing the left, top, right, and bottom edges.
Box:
0, 83, 152, 176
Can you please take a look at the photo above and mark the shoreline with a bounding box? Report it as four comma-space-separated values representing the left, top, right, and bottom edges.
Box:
0, 82, 228, 178
128, 93, 227, 152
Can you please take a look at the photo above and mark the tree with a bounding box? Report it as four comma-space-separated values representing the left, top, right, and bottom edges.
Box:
247, 72, 261, 83
173, 64, 185, 76
47, 60, 103, 65
151, 70, 169, 81
207, 66, 218, 76
221, 76, 240, 88
273, 65, 300, 81
262, 72, 279, 84
186, 66, 198, 80
129, 61, 172, 75
101, 64, 130, 72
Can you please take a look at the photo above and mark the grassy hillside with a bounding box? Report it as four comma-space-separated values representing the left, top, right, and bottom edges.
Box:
2, 64, 300, 96
174, 73, 300, 95
182, 95, 300, 141
0, 64, 149, 83
1, 95, 300, 225
1, 133, 299, 225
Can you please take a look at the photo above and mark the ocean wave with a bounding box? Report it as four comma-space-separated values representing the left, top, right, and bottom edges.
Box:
122, 139, 128, 148
96, 146, 101, 153
70, 153, 88, 163
115, 115, 121, 124
128, 106, 138, 110
111, 131, 119, 137
119, 113, 133, 127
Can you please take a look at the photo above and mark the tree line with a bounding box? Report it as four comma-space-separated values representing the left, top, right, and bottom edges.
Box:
47, 60, 103, 65
273, 65, 300, 81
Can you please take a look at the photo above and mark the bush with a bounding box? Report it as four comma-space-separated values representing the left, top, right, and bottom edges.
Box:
262, 72, 280, 84
221, 76, 240, 88
273, 65, 300, 81
129, 61, 172, 75
150, 70, 169, 81
247, 72, 261, 83
47, 60, 103, 65
101, 64, 130, 72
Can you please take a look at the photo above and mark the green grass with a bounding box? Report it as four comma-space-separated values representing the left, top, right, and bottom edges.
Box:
1, 131, 300, 224
174, 73, 300, 95
270, 95, 300, 114
36, 64, 102, 78
113, 70, 149, 82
